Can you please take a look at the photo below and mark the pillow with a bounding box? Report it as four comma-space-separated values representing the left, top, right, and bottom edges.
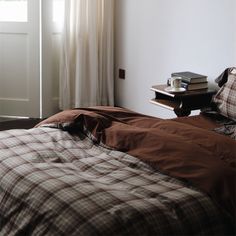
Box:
213, 72, 236, 121
215, 67, 236, 87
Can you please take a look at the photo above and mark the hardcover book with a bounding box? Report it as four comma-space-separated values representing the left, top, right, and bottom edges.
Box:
181, 82, 208, 90
167, 78, 208, 90
171, 71, 207, 83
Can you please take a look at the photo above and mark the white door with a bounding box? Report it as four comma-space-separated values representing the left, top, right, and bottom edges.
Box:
41, 0, 64, 118
0, 0, 40, 118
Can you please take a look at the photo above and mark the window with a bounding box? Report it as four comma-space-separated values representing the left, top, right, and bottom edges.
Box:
0, 0, 28, 22
53, 0, 64, 24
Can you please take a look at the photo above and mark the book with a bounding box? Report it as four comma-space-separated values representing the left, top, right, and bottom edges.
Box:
167, 78, 208, 90
171, 71, 207, 83
181, 81, 208, 90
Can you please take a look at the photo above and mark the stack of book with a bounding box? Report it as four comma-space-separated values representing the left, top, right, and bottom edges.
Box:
169, 71, 208, 91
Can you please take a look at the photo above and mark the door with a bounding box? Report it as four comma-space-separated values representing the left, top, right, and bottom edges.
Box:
41, 0, 64, 118
0, 0, 40, 118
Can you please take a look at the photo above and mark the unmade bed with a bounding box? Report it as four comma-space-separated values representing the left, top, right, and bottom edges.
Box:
0, 105, 235, 236
1, 65, 236, 236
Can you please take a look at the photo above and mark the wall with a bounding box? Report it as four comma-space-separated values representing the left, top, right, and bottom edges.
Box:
115, 0, 236, 118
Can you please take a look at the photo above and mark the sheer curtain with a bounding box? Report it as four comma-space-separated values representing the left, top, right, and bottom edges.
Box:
59, 0, 114, 110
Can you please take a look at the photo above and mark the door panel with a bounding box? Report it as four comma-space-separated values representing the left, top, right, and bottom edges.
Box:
0, 0, 63, 118
41, 0, 64, 118
0, 33, 28, 99
0, 0, 40, 118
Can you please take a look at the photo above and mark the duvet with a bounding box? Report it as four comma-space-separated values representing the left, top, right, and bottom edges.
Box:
0, 106, 235, 236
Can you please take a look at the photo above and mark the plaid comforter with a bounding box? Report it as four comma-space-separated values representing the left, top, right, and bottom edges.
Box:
0, 127, 233, 236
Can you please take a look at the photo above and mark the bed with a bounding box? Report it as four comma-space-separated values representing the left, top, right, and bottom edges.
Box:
0, 70, 235, 236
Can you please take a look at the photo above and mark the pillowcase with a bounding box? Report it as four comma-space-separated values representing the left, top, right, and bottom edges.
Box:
213, 72, 236, 121
215, 67, 236, 87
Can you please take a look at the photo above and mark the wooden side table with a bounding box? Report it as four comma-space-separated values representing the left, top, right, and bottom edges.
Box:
150, 85, 216, 117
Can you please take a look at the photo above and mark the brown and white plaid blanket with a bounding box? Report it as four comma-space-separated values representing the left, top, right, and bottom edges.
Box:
0, 126, 234, 236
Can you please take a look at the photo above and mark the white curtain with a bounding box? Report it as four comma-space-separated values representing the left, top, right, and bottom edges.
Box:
59, 0, 114, 110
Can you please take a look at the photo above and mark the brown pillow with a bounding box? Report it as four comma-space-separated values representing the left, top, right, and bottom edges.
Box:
213, 71, 236, 120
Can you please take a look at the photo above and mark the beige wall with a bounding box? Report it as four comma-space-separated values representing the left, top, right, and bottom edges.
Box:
115, 0, 235, 118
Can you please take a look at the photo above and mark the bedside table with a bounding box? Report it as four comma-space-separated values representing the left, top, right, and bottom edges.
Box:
150, 85, 216, 117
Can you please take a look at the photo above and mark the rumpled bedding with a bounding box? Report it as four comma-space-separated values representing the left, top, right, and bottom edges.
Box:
38, 106, 236, 220
0, 106, 235, 236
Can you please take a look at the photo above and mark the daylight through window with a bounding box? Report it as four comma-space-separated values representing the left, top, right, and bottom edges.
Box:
0, 0, 28, 22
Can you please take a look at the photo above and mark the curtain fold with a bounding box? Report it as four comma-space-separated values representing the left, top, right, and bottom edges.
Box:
59, 0, 114, 110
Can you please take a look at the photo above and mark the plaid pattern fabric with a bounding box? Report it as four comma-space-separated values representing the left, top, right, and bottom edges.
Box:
214, 123, 236, 140
213, 73, 236, 121
0, 127, 233, 236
